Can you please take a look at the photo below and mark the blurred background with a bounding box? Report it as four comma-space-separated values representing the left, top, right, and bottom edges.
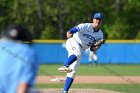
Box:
0, 0, 140, 40
1, 1, 140, 93
1, 0, 139, 64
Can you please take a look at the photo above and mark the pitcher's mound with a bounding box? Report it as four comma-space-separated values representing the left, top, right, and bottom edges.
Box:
31, 88, 122, 93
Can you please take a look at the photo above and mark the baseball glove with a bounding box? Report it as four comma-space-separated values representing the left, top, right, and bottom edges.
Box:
94, 39, 105, 46
90, 39, 105, 51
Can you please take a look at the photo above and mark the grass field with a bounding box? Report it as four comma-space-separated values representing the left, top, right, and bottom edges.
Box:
36, 64, 140, 93
38, 64, 140, 76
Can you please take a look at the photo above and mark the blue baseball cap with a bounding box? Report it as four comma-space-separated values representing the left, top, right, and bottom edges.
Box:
93, 13, 103, 20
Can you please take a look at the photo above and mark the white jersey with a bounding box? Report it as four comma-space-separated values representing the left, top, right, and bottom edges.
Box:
72, 23, 103, 49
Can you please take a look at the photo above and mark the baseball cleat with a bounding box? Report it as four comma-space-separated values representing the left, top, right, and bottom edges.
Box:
58, 66, 72, 73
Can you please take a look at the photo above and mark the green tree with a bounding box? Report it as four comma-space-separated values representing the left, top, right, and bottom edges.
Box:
1, 0, 140, 40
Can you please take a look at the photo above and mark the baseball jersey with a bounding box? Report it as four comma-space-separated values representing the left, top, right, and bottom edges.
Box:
72, 23, 103, 49
0, 39, 39, 93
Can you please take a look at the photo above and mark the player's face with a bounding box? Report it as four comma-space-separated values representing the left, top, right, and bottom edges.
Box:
93, 18, 102, 27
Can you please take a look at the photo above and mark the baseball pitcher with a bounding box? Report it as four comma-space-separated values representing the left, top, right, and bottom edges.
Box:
58, 13, 105, 93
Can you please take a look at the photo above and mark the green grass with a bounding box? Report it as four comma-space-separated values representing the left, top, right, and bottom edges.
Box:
35, 84, 140, 93
38, 64, 140, 76
37, 64, 140, 93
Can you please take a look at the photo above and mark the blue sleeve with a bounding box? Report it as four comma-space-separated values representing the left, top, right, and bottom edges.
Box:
20, 50, 40, 86
68, 27, 79, 34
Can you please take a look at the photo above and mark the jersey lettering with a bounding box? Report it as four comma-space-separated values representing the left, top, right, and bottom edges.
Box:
83, 33, 96, 41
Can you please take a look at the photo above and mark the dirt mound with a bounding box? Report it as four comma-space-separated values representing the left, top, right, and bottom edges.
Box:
31, 88, 122, 93
37, 76, 140, 84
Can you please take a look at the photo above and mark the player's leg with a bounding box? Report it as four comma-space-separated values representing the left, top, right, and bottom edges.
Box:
88, 51, 93, 64
62, 57, 81, 93
93, 52, 98, 66
58, 38, 82, 72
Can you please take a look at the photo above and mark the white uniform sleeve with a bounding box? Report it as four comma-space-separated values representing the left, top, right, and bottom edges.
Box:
76, 23, 89, 32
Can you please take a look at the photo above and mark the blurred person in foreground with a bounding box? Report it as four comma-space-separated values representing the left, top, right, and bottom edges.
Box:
0, 24, 40, 93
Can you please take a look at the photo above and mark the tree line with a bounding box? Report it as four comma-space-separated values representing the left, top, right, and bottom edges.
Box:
0, 0, 140, 40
